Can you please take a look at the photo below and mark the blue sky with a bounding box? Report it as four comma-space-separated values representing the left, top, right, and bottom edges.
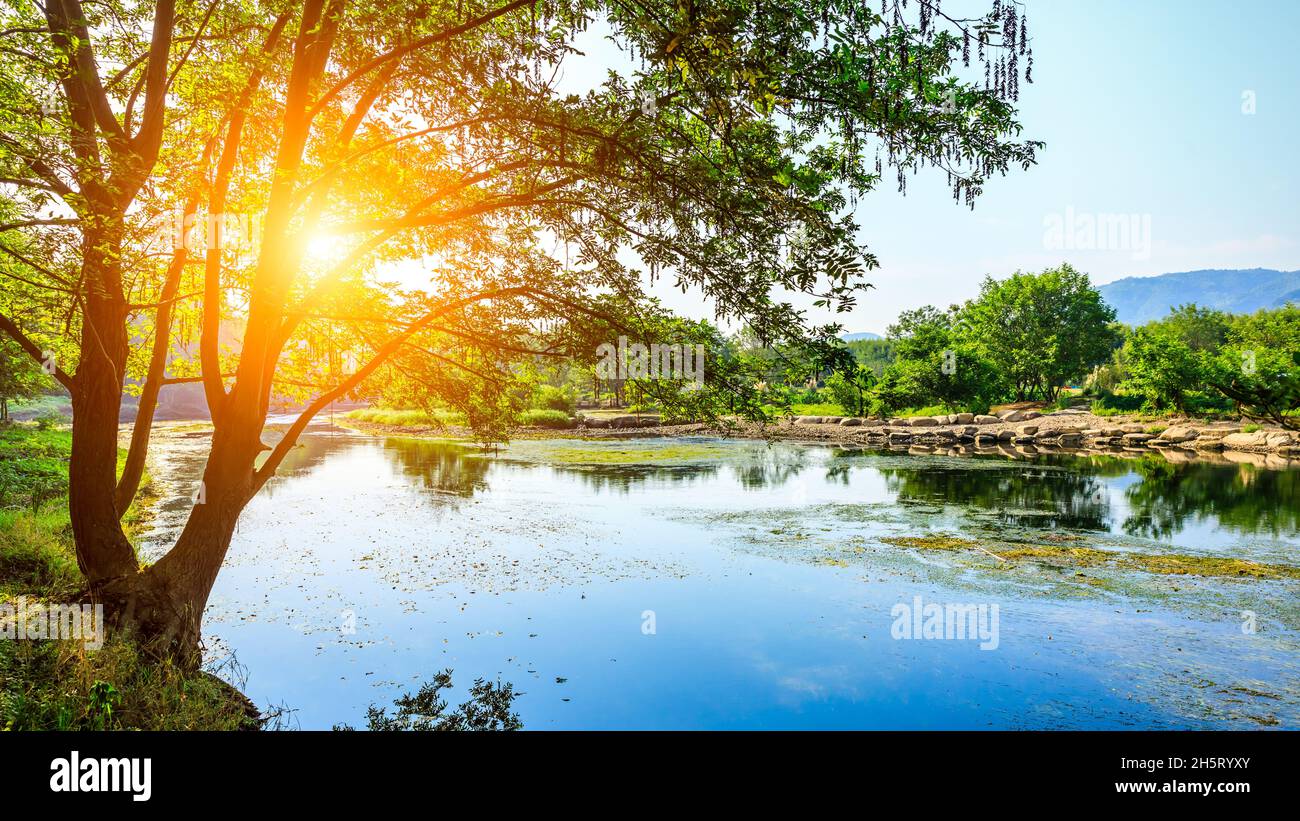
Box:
569, 0, 1300, 334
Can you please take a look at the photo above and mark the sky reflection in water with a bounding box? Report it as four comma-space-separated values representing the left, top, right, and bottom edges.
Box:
140, 429, 1300, 729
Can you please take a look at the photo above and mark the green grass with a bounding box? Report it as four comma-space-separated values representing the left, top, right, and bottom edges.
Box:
785, 402, 843, 417
0, 636, 258, 730
516, 408, 574, 429
6, 394, 72, 419
345, 407, 465, 426
504, 440, 729, 465
346, 407, 578, 429
897, 405, 951, 418
0, 424, 256, 730
0, 501, 82, 601
0, 426, 74, 509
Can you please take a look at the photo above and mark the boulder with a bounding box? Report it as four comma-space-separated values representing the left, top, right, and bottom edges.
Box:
796, 416, 822, 424
1267, 432, 1296, 449
1123, 433, 1155, 444
839, 417, 863, 426
888, 432, 913, 444
973, 414, 1000, 425
1057, 433, 1083, 448
1017, 424, 1039, 436
1022, 410, 1042, 420
908, 416, 939, 427
997, 409, 1028, 423
1120, 424, 1145, 434
1158, 425, 1200, 444
954, 413, 975, 424
1222, 431, 1271, 451
608, 414, 660, 428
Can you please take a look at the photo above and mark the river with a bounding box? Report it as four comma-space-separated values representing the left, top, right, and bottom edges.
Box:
135, 421, 1300, 729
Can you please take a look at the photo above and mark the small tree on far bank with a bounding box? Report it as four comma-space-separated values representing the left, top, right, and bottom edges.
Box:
826, 365, 876, 417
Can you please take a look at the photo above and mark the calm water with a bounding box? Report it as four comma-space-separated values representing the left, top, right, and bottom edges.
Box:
139, 424, 1300, 729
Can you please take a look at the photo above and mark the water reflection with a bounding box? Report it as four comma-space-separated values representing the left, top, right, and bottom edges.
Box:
139, 424, 1300, 729
873, 462, 1111, 531
1121, 457, 1300, 540
383, 437, 493, 497
254, 432, 1300, 541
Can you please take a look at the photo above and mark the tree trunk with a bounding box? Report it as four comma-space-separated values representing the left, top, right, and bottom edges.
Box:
98, 495, 243, 663
68, 232, 139, 589
98, 431, 255, 662
116, 248, 189, 513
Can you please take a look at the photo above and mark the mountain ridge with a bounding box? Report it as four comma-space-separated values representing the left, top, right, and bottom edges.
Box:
1097, 268, 1300, 325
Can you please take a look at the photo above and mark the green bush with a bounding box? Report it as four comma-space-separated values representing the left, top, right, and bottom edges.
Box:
33, 413, 66, 431
1090, 392, 1145, 416
825, 366, 875, 417
517, 409, 573, 428
531, 385, 575, 414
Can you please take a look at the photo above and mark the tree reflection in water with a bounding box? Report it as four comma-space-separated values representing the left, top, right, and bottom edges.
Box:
1122, 457, 1300, 540
361, 435, 1296, 541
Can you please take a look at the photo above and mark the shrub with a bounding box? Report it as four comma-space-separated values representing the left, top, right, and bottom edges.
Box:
825, 366, 875, 417
531, 385, 575, 414
33, 413, 65, 431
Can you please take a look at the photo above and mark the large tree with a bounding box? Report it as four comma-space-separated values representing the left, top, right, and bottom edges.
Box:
0, 0, 1041, 659
960, 263, 1117, 401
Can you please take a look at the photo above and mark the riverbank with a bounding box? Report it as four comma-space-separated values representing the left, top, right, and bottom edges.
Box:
336, 407, 1300, 467
0, 424, 260, 730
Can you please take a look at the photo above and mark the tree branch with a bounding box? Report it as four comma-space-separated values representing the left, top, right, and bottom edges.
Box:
0, 311, 75, 392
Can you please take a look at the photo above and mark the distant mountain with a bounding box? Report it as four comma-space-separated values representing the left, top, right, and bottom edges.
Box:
1098, 268, 1300, 326
841, 331, 883, 341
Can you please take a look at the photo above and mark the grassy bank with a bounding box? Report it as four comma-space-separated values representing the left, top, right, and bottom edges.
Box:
0, 423, 258, 730
344, 406, 577, 431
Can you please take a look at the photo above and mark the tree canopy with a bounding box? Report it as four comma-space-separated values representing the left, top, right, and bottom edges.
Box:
0, 0, 1043, 656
